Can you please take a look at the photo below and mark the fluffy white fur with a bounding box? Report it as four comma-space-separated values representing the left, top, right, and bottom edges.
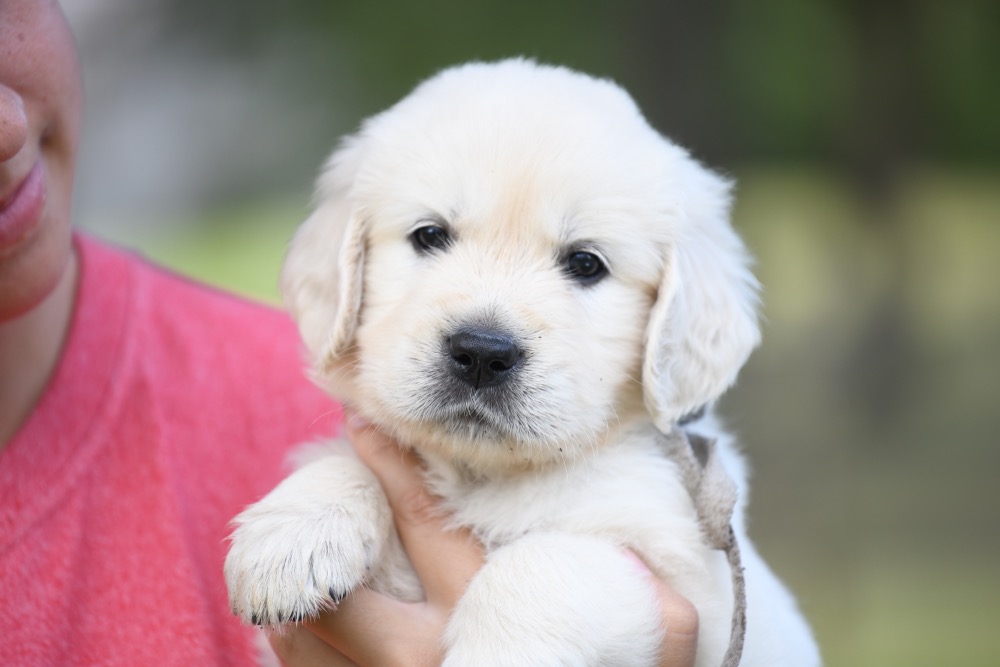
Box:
225, 59, 820, 666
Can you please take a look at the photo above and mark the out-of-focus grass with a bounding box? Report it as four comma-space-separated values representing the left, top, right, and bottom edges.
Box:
791, 547, 1000, 667
91, 169, 1000, 666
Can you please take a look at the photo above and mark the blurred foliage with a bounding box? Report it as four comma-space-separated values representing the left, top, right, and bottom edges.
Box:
161, 0, 1000, 168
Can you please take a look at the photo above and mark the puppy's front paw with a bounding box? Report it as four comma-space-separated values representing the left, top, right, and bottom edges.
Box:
224, 455, 390, 627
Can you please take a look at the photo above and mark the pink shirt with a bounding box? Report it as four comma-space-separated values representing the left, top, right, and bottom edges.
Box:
0, 235, 340, 665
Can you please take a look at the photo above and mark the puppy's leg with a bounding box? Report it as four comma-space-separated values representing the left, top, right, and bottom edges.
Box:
443, 533, 662, 667
224, 446, 394, 627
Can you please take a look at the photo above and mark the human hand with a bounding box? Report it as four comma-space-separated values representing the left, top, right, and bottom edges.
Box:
269, 414, 698, 667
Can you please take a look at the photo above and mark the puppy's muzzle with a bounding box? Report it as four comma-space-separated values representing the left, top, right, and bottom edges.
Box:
447, 327, 522, 389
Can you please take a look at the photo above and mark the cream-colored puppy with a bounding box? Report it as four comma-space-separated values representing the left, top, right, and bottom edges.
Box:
225, 59, 820, 666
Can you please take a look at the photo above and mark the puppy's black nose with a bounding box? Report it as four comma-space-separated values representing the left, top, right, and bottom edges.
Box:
448, 328, 521, 389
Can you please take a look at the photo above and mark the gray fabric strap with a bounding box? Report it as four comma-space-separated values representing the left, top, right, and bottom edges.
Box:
659, 430, 747, 667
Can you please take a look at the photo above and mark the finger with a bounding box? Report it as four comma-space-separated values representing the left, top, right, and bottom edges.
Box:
653, 582, 699, 667
623, 551, 699, 667
267, 626, 358, 667
345, 413, 485, 607
307, 587, 444, 667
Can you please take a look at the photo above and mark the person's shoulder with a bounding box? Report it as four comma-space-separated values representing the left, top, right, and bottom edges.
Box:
83, 233, 297, 346
79, 233, 327, 400
76, 234, 339, 495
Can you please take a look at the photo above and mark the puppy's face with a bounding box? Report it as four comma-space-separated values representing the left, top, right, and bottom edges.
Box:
284, 61, 760, 472
354, 157, 661, 470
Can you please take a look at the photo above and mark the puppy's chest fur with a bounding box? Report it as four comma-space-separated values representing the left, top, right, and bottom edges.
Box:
420, 420, 714, 582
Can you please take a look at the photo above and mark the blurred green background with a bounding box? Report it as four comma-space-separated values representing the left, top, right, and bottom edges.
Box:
67, 1, 999, 664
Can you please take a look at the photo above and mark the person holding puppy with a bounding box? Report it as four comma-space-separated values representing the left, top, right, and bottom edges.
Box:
0, 1, 696, 665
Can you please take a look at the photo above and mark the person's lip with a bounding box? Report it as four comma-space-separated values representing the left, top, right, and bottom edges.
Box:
0, 159, 46, 252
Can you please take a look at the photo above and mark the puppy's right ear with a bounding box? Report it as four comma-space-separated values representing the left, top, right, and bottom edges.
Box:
281, 136, 367, 371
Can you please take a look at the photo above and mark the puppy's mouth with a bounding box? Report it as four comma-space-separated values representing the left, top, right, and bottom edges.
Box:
430, 391, 527, 441
415, 372, 554, 445
439, 404, 507, 435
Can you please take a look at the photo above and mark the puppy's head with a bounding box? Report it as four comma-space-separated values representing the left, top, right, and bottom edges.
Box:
283, 59, 759, 471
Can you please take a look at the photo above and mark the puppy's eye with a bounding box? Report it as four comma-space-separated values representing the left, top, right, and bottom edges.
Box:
410, 225, 451, 254
563, 251, 607, 285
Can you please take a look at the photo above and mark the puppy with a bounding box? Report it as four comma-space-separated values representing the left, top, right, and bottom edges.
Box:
225, 59, 821, 666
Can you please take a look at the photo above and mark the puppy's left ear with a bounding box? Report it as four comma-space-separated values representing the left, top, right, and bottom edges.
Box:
643, 156, 761, 429
281, 136, 368, 371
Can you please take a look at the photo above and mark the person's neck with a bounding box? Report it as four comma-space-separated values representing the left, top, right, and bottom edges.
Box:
0, 249, 78, 450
